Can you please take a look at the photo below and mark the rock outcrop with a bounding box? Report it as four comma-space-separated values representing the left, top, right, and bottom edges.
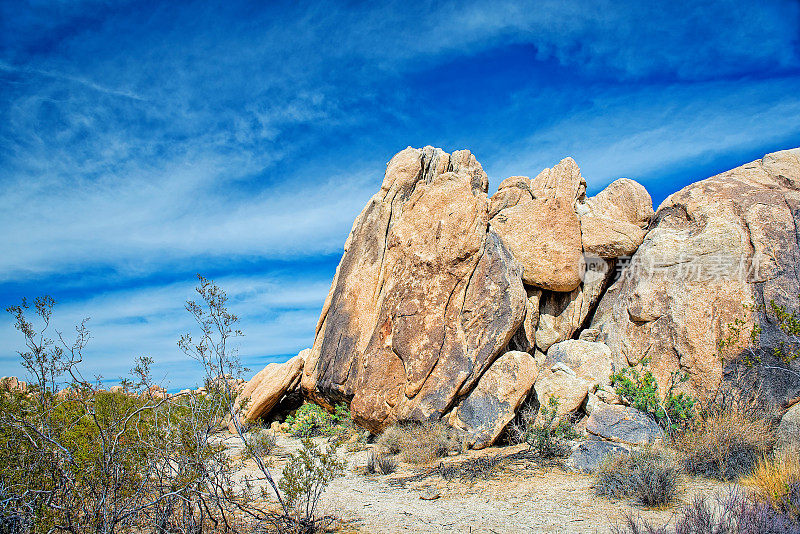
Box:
592, 148, 800, 404
777, 400, 800, 450
586, 404, 665, 446
234, 351, 306, 426
283, 145, 800, 448
489, 159, 585, 292
302, 147, 527, 433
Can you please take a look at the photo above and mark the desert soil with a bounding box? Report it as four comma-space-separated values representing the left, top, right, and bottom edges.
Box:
226, 434, 731, 534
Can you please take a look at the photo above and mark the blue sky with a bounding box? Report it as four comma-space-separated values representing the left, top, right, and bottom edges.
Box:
1, 0, 799, 390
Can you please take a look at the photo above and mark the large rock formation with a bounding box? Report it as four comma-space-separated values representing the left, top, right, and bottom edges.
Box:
299, 146, 657, 445
282, 145, 799, 447
490, 159, 585, 292
592, 148, 800, 405
302, 147, 527, 433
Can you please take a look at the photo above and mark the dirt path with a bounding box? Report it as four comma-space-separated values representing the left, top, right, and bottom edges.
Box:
228, 434, 730, 534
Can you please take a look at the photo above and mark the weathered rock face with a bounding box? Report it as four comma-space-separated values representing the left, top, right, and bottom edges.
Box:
235, 351, 306, 425
447, 350, 540, 449
567, 437, 629, 473
777, 400, 800, 450
586, 403, 665, 446
545, 340, 623, 392
302, 147, 527, 433
592, 148, 800, 404
490, 158, 585, 292
491, 159, 653, 354
577, 178, 654, 258
534, 257, 615, 352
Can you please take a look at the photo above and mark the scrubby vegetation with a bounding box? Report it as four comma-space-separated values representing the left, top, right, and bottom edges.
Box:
0, 278, 345, 534
277, 439, 345, 531
595, 448, 682, 507
285, 402, 352, 439
366, 452, 397, 475
376, 421, 462, 464
614, 484, 800, 534
610, 359, 696, 433
511, 396, 578, 459
742, 448, 800, 508
675, 386, 774, 480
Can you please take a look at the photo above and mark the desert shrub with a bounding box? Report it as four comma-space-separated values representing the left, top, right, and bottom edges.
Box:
742, 449, 800, 508
595, 448, 682, 507
613, 484, 800, 534
376, 421, 461, 464
676, 387, 774, 480
366, 451, 397, 475
610, 361, 696, 433
1, 279, 338, 534
246, 425, 278, 459
286, 402, 352, 438
278, 438, 346, 531
436, 454, 503, 482
512, 397, 578, 459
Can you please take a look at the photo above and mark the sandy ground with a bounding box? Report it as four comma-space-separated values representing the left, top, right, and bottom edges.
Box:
226, 434, 731, 534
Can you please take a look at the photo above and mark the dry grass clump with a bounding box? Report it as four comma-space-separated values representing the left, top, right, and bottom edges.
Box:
742, 448, 800, 507
675, 388, 774, 480
366, 452, 397, 475
376, 421, 462, 464
595, 448, 682, 507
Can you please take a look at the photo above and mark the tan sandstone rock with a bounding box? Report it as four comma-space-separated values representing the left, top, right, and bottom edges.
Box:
0, 377, 27, 393
544, 339, 623, 392
578, 178, 654, 258
592, 148, 800, 404
534, 361, 591, 419
303, 147, 527, 434
490, 158, 585, 292
535, 256, 615, 352
236, 351, 306, 425
448, 350, 540, 449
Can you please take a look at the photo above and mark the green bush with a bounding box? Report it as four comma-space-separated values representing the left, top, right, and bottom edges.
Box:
246, 424, 278, 459
595, 448, 682, 507
285, 402, 352, 438
610, 360, 696, 433
278, 439, 346, 529
514, 397, 578, 459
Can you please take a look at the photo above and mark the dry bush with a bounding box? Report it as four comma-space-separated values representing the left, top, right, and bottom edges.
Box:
246, 425, 278, 459
366, 452, 397, 475
595, 448, 682, 507
675, 386, 775, 480
742, 448, 800, 507
613, 486, 800, 534
376, 421, 462, 464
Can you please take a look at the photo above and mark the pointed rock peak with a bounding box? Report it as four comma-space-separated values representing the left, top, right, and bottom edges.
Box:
532, 156, 584, 201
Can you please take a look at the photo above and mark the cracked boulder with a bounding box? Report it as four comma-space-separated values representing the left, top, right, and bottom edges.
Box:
592, 148, 800, 405
302, 147, 527, 435
586, 404, 664, 446
230, 351, 306, 430
447, 350, 540, 449
544, 339, 624, 392
577, 178, 655, 258
535, 256, 615, 352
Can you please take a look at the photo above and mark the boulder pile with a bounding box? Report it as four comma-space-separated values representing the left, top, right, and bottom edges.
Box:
239, 147, 800, 451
